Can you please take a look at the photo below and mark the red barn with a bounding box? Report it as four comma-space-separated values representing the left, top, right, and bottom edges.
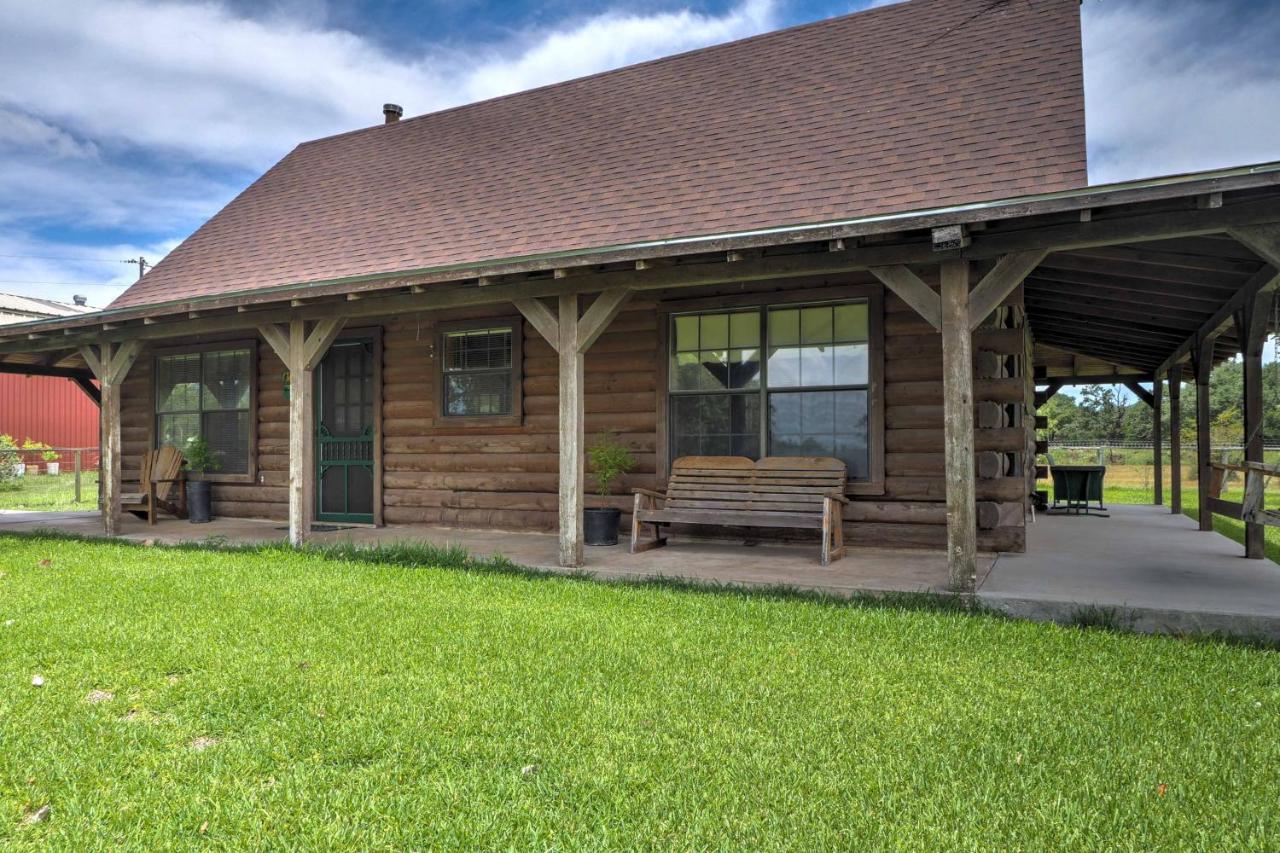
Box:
0, 293, 99, 467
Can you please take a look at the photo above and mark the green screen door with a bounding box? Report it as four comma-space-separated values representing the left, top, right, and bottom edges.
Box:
315, 338, 376, 523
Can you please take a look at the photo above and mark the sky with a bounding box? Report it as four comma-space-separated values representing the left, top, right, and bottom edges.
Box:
0, 0, 1278, 311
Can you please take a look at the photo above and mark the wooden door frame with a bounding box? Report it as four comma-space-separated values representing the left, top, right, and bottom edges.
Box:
313, 326, 383, 526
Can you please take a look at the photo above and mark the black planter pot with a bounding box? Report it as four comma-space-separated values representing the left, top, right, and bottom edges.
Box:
187, 479, 213, 524
583, 507, 622, 546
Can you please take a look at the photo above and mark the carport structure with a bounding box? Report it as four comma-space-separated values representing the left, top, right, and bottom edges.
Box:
0, 162, 1278, 591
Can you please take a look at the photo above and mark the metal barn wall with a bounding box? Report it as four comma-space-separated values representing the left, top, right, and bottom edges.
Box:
0, 374, 99, 454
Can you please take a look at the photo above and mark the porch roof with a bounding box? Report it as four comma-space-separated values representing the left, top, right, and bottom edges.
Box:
2, 160, 1278, 385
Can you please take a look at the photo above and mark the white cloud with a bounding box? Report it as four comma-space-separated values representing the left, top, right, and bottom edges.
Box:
457, 0, 775, 105
0, 108, 98, 160
0, 0, 778, 170
0, 0, 779, 304
1083, 0, 1280, 184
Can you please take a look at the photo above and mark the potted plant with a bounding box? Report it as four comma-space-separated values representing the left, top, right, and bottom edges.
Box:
183, 436, 222, 524
41, 445, 60, 476
584, 432, 636, 546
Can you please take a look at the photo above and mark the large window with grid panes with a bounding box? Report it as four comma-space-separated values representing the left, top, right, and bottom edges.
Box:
667, 293, 881, 488
154, 345, 254, 475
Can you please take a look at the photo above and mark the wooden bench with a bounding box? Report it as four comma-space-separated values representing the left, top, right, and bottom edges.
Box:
630, 456, 848, 565
122, 446, 187, 525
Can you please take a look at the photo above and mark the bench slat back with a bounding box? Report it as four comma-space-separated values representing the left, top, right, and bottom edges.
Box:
665, 456, 845, 514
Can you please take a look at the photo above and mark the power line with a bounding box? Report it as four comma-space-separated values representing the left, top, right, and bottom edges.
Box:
0, 253, 135, 264
0, 280, 130, 287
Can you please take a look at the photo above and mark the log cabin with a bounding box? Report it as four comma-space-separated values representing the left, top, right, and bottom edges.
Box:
3, 0, 1280, 589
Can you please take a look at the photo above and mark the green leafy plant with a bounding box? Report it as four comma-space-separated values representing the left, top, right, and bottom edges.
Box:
183, 436, 223, 479
588, 432, 636, 497
21, 438, 57, 463
0, 434, 19, 483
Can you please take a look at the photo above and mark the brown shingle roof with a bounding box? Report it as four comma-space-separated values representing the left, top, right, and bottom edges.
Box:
111, 0, 1086, 309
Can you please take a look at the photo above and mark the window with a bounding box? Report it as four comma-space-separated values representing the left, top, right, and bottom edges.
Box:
155, 347, 253, 474
668, 298, 877, 483
439, 322, 521, 419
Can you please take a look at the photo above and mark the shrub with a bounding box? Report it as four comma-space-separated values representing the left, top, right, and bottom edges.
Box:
588, 431, 636, 496
183, 436, 223, 479
0, 434, 19, 483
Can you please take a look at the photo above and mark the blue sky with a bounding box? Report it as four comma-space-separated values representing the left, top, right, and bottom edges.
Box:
0, 0, 1278, 311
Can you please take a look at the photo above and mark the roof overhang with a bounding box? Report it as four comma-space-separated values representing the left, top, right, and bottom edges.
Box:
2, 159, 1279, 379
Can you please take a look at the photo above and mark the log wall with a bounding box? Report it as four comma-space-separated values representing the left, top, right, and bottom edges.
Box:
117, 275, 1031, 551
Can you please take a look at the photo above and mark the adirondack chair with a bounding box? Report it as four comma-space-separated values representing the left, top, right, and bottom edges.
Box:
121, 446, 187, 525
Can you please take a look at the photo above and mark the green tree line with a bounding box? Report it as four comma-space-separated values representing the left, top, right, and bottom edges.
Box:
1041, 359, 1280, 444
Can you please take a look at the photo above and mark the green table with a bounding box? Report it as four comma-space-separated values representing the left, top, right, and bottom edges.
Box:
1049, 465, 1108, 516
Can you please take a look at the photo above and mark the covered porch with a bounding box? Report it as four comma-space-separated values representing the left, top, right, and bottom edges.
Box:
2, 163, 1280, 595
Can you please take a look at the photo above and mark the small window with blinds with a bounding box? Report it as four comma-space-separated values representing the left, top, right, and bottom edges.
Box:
438, 320, 522, 421
155, 346, 253, 474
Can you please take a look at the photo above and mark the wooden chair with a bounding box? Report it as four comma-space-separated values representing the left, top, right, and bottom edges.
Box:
630, 456, 848, 565
122, 446, 187, 525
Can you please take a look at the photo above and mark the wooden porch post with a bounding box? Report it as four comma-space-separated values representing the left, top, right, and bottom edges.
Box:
1193, 337, 1214, 532
940, 259, 977, 592
1168, 365, 1182, 514
259, 318, 346, 547
516, 288, 633, 567
79, 341, 143, 536
557, 293, 585, 567
1235, 294, 1270, 558
1152, 374, 1163, 506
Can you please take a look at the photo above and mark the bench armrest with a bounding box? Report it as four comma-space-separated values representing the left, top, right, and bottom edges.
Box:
825, 492, 850, 504
632, 487, 667, 500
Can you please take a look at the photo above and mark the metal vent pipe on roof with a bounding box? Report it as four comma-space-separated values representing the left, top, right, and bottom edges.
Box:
73, 294, 87, 306
383, 103, 403, 124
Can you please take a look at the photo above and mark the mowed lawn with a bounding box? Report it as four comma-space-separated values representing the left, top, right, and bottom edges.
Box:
1, 537, 1278, 848
0, 473, 99, 513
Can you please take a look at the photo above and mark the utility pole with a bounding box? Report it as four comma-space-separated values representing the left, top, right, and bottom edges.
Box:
124, 256, 149, 279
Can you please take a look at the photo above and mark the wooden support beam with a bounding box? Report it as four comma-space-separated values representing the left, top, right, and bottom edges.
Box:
576, 288, 633, 352
513, 298, 560, 354
258, 319, 347, 546
1123, 381, 1155, 409
1193, 336, 1215, 532
1155, 263, 1280, 376
78, 340, 142, 536
1169, 365, 1183, 514
558, 293, 584, 568
939, 259, 976, 592
1153, 376, 1163, 506
869, 265, 940, 329
517, 289, 632, 567
967, 250, 1046, 331
1235, 294, 1269, 558
1231, 223, 1280, 268
1034, 380, 1064, 409
73, 374, 101, 406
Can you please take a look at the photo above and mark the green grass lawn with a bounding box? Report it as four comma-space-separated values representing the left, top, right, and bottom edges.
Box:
1, 536, 1278, 847
0, 473, 99, 513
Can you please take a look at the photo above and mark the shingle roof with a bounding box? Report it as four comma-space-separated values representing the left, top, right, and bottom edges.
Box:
110, 0, 1086, 309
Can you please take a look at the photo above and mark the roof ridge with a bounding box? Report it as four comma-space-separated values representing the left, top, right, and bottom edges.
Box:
298, 0, 925, 149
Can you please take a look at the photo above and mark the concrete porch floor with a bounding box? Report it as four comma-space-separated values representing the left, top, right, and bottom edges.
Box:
3, 504, 1279, 638
0, 509, 977, 596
